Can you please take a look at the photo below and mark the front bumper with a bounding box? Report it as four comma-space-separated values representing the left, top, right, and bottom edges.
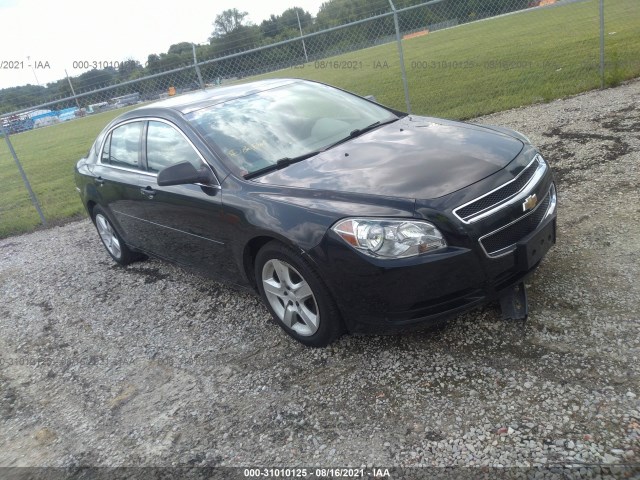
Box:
308, 181, 557, 334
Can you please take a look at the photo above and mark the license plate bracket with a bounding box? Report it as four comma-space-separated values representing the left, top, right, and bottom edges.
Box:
516, 218, 556, 270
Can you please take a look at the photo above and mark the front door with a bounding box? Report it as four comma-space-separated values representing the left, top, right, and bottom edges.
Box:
136, 120, 233, 277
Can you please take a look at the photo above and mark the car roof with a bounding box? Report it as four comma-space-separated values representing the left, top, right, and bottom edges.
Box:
134, 78, 302, 116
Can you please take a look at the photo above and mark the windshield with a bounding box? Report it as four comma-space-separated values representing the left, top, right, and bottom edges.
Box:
188, 82, 398, 177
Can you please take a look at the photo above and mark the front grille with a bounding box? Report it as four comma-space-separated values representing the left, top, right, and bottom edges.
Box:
480, 189, 551, 256
455, 157, 540, 222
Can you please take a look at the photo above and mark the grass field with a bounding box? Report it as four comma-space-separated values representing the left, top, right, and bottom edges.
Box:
1, 0, 638, 238
255, 0, 639, 118
0, 108, 136, 238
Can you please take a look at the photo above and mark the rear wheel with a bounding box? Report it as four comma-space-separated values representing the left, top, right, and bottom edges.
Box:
92, 206, 143, 266
255, 241, 343, 347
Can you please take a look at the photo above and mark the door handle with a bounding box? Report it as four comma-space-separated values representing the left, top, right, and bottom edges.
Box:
140, 186, 156, 198
95, 176, 105, 186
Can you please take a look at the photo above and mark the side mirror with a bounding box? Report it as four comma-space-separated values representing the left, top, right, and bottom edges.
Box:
157, 161, 214, 187
364, 94, 377, 102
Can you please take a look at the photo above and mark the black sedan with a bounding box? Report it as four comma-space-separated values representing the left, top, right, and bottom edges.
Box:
75, 79, 557, 347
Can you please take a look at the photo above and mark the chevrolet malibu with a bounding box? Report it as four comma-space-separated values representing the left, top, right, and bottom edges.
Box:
75, 79, 557, 347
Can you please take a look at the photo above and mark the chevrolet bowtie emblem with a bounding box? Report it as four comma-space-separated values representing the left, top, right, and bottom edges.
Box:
522, 194, 538, 212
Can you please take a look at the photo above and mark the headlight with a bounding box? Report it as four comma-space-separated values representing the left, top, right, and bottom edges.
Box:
332, 218, 447, 259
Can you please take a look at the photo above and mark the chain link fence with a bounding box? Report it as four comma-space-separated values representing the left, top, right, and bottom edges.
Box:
1, 0, 639, 237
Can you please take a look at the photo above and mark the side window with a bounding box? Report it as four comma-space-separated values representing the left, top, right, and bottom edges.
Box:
101, 122, 143, 169
146, 121, 203, 173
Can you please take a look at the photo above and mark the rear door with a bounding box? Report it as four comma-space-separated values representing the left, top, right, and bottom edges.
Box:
92, 120, 147, 248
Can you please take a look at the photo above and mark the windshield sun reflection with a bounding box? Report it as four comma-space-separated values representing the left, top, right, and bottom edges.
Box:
188, 81, 398, 177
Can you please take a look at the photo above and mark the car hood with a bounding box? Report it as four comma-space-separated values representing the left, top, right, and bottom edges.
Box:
253, 116, 524, 199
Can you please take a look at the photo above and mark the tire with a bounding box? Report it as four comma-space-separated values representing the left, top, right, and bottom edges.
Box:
255, 241, 344, 347
92, 206, 143, 266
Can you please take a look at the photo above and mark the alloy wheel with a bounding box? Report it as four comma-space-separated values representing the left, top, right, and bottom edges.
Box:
95, 213, 122, 260
261, 259, 319, 336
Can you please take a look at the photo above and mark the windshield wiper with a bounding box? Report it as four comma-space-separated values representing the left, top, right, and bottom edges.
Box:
324, 117, 399, 150
243, 117, 399, 180
244, 150, 323, 180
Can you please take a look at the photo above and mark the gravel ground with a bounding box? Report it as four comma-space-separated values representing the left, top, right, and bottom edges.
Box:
0, 80, 639, 477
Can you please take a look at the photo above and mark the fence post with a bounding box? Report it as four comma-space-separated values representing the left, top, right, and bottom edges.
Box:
193, 44, 205, 90
1, 126, 47, 226
599, 0, 605, 88
65, 69, 81, 108
388, 0, 412, 113
297, 10, 309, 63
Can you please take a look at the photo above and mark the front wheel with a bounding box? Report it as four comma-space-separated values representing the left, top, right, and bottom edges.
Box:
255, 241, 344, 347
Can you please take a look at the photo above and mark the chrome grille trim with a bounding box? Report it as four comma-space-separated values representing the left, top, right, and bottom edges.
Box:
453, 155, 546, 224
479, 183, 557, 258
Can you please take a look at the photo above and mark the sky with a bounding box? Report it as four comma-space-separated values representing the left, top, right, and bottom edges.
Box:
0, 0, 327, 89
